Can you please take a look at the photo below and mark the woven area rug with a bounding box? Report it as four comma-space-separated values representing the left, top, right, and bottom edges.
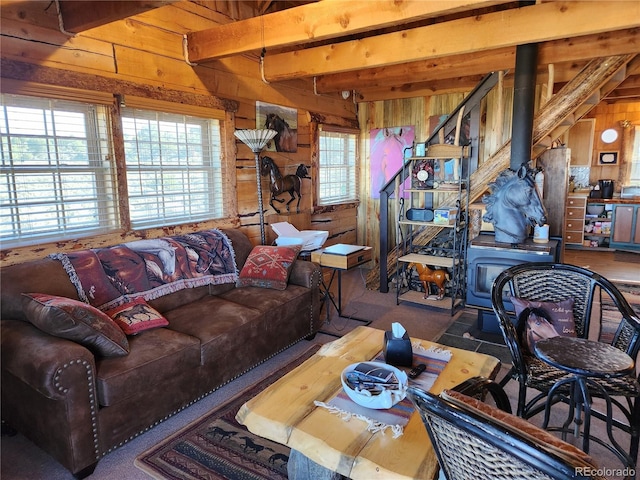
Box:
135, 344, 321, 480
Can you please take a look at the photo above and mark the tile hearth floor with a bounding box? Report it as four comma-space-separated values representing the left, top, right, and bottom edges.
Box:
436, 310, 512, 366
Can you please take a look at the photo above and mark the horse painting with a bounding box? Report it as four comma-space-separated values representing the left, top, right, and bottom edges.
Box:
482, 165, 547, 244
260, 156, 306, 214
264, 113, 297, 152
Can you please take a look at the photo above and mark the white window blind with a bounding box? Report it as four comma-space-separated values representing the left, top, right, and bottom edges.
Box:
318, 129, 358, 205
121, 107, 225, 229
0, 94, 116, 247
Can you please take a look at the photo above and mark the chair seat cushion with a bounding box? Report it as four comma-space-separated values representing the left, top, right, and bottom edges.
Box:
442, 390, 602, 473
524, 354, 640, 397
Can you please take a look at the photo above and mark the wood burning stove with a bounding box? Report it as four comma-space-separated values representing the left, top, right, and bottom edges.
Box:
466, 233, 560, 333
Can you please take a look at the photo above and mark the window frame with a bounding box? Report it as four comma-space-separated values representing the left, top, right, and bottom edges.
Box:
316, 125, 359, 207
0, 93, 118, 248
0, 85, 236, 252
120, 102, 228, 229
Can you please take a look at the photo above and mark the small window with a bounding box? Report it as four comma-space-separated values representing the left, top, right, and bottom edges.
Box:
121, 108, 225, 229
318, 129, 358, 205
0, 94, 116, 247
628, 125, 640, 186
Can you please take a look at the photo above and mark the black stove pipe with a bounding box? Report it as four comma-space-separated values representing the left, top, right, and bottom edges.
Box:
510, 43, 538, 170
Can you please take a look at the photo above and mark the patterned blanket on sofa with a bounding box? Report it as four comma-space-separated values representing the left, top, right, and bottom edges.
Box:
51, 229, 237, 310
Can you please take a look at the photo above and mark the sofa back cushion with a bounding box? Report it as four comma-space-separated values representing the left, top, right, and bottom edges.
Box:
0, 228, 256, 320
1, 258, 81, 322
147, 228, 254, 312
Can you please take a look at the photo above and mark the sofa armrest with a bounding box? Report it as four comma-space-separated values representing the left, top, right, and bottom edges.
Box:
289, 260, 321, 289
288, 260, 323, 334
1, 320, 96, 399
1, 319, 101, 475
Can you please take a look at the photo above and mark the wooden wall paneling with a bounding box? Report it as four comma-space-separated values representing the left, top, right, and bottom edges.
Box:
82, 18, 185, 59
134, 2, 235, 31
589, 101, 640, 188
1, 0, 60, 28
566, 118, 595, 166
1, 21, 116, 74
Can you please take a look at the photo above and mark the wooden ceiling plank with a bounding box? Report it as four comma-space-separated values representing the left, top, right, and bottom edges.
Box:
58, 1, 176, 33
316, 28, 640, 93
186, 0, 511, 62
263, 1, 640, 81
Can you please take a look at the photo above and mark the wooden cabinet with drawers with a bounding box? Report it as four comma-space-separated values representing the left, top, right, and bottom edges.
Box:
564, 195, 587, 245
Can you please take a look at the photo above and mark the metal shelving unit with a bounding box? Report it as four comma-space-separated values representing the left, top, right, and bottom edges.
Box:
395, 143, 470, 314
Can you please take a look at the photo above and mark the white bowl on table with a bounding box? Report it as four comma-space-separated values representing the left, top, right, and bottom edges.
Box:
341, 361, 408, 409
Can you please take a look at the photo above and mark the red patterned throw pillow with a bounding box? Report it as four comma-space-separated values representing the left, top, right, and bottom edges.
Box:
237, 245, 301, 290
21, 293, 129, 357
105, 297, 169, 335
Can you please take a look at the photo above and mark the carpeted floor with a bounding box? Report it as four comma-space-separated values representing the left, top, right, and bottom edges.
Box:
135, 345, 321, 480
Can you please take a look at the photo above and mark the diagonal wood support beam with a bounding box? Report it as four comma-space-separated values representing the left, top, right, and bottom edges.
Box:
367, 54, 635, 291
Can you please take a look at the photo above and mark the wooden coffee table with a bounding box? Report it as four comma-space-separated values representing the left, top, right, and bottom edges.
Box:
236, 326, 501, 480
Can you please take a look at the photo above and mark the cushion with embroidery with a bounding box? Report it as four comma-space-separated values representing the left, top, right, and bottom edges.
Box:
237, 245, 301, 290
441, 389, 601, 473
21, 293, 129, 357
105, 297, 169, 335
510, 297, 576, 353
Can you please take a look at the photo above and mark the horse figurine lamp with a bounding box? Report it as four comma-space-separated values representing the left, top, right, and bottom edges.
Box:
482, 165, 547, 245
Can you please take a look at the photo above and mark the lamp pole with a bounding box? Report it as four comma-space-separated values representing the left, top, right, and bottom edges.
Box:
234, 129, 277, 245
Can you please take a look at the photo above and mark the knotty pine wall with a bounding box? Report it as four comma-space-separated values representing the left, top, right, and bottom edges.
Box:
585, 102, 640, 189
356, 88, 521, 269
0, 1, 358, 265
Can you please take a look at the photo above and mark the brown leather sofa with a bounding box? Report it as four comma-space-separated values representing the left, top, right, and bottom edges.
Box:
1, 228, 322, 477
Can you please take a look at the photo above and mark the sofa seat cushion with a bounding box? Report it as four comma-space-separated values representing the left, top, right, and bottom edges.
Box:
95, 327, 200, 406
163, 295, 262, 365
218, 284, 310, 314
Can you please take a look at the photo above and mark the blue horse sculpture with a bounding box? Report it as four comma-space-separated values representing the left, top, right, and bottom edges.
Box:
482, 165, 547, 244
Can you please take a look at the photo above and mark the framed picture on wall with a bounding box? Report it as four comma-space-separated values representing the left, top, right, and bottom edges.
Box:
256, 101, 298, 153
597, 151, 618, 165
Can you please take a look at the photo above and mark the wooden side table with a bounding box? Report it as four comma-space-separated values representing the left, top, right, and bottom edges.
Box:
310, 245, 372, 334
534, 336, 636, 470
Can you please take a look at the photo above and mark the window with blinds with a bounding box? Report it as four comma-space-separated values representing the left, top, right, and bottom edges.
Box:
0, 94, 116, 247
318, 129, 358, 205
121, 108, 225, 229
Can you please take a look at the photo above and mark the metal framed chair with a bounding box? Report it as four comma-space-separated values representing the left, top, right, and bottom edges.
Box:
407, 384, 606, 480
491, 262, 640, 465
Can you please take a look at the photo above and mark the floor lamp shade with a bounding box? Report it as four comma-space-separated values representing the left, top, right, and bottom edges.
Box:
234, 129, 277, 245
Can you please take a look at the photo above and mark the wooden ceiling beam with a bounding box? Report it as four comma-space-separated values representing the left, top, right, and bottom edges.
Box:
57, 1, 175, 33
315, 28, 640, 93
352, 62, 594, 102
262, 1, 640, 81
185, 0, 511, 62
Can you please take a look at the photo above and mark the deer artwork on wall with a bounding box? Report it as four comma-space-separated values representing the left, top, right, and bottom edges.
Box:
408, 263, 450, 300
